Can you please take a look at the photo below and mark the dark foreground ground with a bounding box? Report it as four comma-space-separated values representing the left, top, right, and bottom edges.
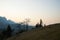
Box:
7, 23, 60, 40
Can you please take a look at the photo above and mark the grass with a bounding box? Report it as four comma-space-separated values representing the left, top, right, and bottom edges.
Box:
7, 23, 60, 40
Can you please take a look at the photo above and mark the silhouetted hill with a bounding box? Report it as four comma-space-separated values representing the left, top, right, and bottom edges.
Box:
47, 23, 60, 27
8, 20, 16, 24
0, 17, 15, 29
0, 17, 8, 30
0, 16, 34, 35
7, 23, 60, 40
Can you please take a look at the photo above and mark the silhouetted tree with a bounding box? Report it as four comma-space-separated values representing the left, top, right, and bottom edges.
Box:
6, 25, 12, 37
1, 25, 12, 40
35, 19, 43, 28
23, 18, 30, 31
35, 23, 40, 28
39, 19, 43, 27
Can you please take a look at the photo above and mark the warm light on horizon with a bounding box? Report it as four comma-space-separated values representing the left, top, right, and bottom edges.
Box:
0, 0, 60, 25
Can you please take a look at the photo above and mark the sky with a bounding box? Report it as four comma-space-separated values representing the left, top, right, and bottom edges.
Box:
0, 0, 60, 25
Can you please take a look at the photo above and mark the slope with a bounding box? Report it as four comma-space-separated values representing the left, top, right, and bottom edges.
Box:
7, 23, 60, 40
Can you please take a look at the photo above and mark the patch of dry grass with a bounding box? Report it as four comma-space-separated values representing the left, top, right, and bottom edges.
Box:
7, 24, 60, 40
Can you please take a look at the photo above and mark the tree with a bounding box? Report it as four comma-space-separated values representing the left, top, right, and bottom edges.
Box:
6, 25, 12, 37
35, 23, 40, 28
39, 19, 43, 27
23, 18, 30, 31
1, 25, 12, 40
35, 19, 43, 28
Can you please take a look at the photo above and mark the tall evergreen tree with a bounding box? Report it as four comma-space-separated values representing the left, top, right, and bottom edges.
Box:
6, 25, 12, 37
39, 19, 43, 27
35, 19, 43, 28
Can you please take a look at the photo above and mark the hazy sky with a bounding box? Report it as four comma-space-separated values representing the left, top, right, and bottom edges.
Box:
0, 0, 60, 25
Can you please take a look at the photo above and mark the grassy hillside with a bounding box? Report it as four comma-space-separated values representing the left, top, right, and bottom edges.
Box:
7, 23, 60, 40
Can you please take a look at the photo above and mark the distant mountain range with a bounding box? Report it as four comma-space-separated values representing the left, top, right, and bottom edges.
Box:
0, 16, 16, 24
0, 16, 34, 35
